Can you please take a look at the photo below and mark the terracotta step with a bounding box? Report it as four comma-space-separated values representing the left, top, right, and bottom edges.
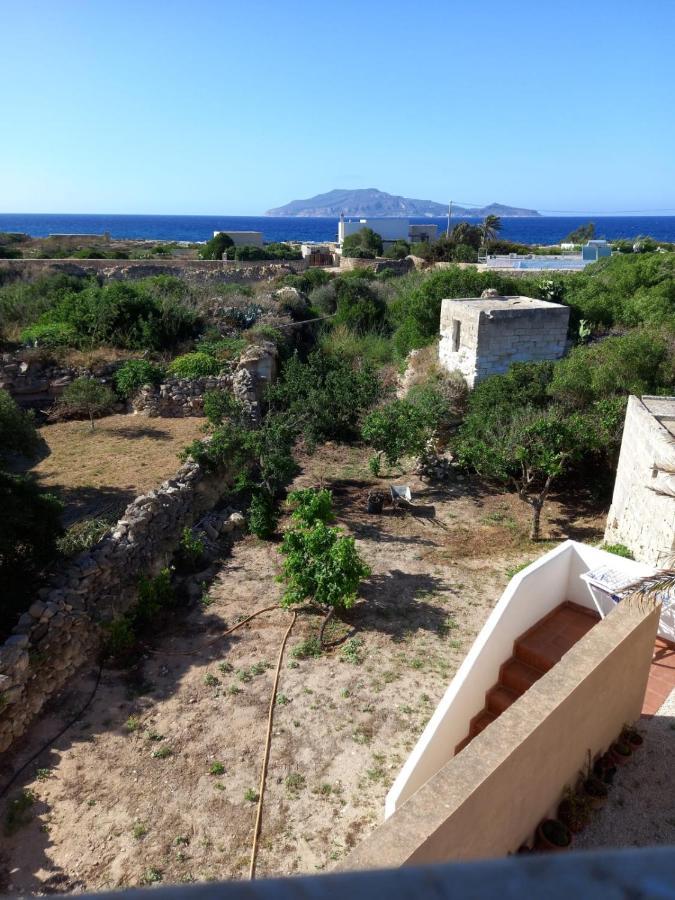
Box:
500, 657, 544, 694
469, 709, 496, 738
486, 683, 520, 715
514, 602, 599, 672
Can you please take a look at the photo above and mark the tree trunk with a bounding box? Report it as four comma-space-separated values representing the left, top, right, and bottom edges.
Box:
530, 502, 542, 541
89, 409, 95, 432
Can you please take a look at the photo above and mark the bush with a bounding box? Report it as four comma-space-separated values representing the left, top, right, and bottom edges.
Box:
267, 350, 381, 446
453, 243, 478, 262
362, 398, 435, 470
601, 542, 634, 559
20, 321, 77, 348
0, 472, 63, 635
168, 351, 221, 379
333, 278, 387, 332
384, 240, 410, 260
549, 331, 674, 409
0, 274, 89, 335
200, 232, 234, 260
56, 515, 116, 557
0, 389, 39, 459
114, 359, 164, 398
248, 490, 278, 539
195, 335, 246, 362
58, 378, 116, 429
40, 279, 199, 351
136, 568, 175, 623
286, 488, 334, 525
282, 269, 333, 294
320, 324, 394, 367
342, 227, 383, 258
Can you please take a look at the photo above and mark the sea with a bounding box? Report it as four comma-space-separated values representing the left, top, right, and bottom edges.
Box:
1, 213, 675, 246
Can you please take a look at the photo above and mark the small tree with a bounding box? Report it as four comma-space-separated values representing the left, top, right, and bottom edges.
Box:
59, 377, 116, 430
278, 489, 370, 645
342, 227, 383, 258
564, 222, 595, 244
362, 398, 433, 474
456, 407, 587, 540
200, 232, 234, 260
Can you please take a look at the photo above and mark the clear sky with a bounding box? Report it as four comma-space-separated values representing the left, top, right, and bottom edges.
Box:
1, 0, 674, 215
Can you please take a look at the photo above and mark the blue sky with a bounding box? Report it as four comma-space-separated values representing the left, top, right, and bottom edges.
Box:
1, 0, 674, 215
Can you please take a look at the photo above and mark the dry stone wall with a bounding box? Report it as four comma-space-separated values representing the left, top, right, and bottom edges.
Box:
0, 453, 242, 754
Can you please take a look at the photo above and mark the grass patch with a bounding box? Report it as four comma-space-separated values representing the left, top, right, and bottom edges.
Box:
209, 762, 225, 776
341, 638, 365, 665
152, 746, 173, 759
285, 773, 306, 792
244, 788, 259, 803
291, 637, 322, 660
4, 789, 35, 835
132, 822, 148, 840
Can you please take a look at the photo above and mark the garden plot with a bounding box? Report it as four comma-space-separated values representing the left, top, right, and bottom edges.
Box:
0, 443, 606, 893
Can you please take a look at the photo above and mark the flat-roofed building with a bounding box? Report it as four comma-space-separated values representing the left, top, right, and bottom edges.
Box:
439, 293, 569, 388
212, 230, 263, 247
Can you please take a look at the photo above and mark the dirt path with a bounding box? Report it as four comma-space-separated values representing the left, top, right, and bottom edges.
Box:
0, 444, 606, 892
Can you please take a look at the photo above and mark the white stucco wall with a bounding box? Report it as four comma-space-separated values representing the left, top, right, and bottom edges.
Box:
438, 296, 569, 388
339, 218, 409, 243
385, 542, 655, 818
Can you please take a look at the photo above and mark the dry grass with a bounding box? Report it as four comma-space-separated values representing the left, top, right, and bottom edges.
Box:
0, 443, 608, 892
23, 414, 205, 523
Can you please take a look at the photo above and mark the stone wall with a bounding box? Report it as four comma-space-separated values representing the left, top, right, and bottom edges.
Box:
131, 342, 278, 422
439, 294, 570, 388
0, 453, 243, 754
0, 258, 308, 285
0, 354, 119, 406
338, 256, 413, 275
605, 395, 675, 565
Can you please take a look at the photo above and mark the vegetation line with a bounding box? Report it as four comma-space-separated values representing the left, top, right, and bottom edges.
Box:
249, 609, 297, 881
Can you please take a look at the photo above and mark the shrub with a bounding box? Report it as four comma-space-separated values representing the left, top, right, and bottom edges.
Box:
320, 324, 394, 367
362, 398, 434, 470
103, 616, 136, 660
200, 232, 234, 260
0, 389, 39, 460
0, 472, 63, 636
136, 568, 175, 625
196, 335, 246, 362
342, 227, 383, 258
333, 279, 388, 333
176, 527, 205, 571
20, 321, 77, 348
267, 350, 381, 447
384, 240, 410, 260
114, 359, 164, 398
168, 351, 220, 379
453, 243, 478, 262
601, 543, 634, 559
58, 377, 116, 429
286, 488, 334, 525
282, 269, 333, 294
56, 514, 116, 557
248, 490, 278, 539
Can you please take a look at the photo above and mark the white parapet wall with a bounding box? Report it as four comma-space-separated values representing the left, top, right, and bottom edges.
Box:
384, 541, 655, 818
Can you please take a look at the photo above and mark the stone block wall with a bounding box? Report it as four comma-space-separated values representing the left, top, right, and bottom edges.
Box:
0, 453, 240, 754
439, 296, 569, 388
605, 395, 675, 565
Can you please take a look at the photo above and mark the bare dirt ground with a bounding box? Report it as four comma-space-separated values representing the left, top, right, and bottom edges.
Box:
18, 414, 205, 524
0, 443, 606, 893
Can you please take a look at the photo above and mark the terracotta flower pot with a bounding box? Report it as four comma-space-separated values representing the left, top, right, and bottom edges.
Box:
557, 798, 589, 833
583, 777, 608, 810
535, 819, 572, 852
622, 729, 644, 749
610, 742, 633, 766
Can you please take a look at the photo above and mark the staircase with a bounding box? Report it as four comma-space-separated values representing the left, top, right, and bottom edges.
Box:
455, 602, 599, 755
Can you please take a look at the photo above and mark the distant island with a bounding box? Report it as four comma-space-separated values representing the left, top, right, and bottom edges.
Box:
266, 188, 540, 218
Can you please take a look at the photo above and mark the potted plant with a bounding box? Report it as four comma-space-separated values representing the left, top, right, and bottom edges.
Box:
557, 787, 591, 833
582, 773, 609, 809
593, 752, 617, 785
610, 740, 633, 766
621, 724, 644, 749
535, 818, 572, 852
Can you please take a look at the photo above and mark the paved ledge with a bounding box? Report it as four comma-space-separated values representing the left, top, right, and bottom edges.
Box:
56, 847, 675, 899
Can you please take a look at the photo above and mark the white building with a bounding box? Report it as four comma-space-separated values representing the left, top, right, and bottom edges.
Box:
212, 230, 263, 247
338, 216, 437, 248
439, 293, 570, 388
605, 395, 675, 569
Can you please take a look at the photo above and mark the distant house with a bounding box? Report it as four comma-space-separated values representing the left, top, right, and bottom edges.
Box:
338, 216, 437, 249
439, 293, 570, 388
581, 239, 612, 261
212, 230, 263, 247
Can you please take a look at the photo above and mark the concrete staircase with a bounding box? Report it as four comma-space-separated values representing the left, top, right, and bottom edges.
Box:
455, 601, 599, 754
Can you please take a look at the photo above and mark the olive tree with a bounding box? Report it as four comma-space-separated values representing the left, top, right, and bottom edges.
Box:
59, 377, 116, 430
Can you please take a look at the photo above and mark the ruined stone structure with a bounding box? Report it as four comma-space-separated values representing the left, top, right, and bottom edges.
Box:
605, 395, 675, 566
0, 455, 244, 754
438, 293, 570, 388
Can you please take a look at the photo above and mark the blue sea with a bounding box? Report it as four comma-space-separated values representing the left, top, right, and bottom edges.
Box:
2, 213, 675, 245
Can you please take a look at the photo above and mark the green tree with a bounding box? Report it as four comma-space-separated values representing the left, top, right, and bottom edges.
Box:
278, 489, 370, 644
362, 398, 434, 473
564, 222, 595, 244
58, 378, 116, 430
455, 406, 587, 540
342, 227, 383, 258
114, 359, 164, 398
450, 222, 482, 250
200, 232, 234, 260
0, 389, 39, 459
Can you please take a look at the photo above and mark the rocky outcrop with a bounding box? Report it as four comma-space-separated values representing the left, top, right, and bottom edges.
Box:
0, 354, 119, 405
